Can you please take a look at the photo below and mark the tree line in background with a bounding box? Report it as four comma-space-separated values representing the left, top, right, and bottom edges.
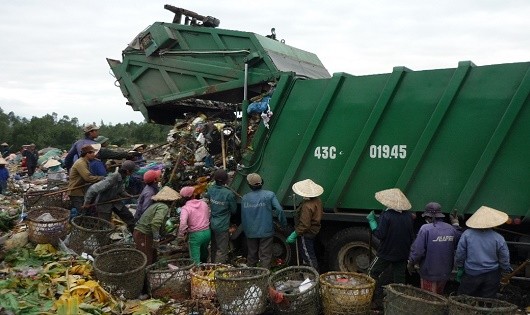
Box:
0, 107, 171, 151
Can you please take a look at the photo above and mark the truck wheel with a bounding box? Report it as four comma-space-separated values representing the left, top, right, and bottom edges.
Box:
327, 227, 379, 273
272, 230, 294, 267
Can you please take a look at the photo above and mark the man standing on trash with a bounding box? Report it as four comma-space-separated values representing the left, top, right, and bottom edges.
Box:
205, 169, 237, 263
241, 173, 287, 269
455, 206, 512, 298
67, 144, 104, 214
407, 202, 462, 294
82, 160, 137, 233
22, 144, 39, 177
286, 179, 324, 271
64, 124, 99, 171
367, 188, 414, 284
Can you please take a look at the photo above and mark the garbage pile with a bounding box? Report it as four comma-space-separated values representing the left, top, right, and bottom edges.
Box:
154, 91, 274, 192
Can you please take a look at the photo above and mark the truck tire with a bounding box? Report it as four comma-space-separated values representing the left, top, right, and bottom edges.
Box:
272, 229, 294, 267
327, 227, 379, 273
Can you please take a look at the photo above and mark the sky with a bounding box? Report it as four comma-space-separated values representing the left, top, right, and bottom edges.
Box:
1, 0, 529, 125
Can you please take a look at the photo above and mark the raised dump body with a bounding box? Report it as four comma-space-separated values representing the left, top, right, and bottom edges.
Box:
107, 7, 329, 124
109, 6, 530, 272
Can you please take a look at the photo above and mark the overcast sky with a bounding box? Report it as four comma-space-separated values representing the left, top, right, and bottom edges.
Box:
1, 0, 529, 125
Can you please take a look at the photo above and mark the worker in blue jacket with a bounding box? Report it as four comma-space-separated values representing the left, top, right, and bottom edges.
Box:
407, 202, 462, 294
241, 173, 287, 269
64, 124, 99, 171
455, 206, 512, 298
367, 188, 414, 284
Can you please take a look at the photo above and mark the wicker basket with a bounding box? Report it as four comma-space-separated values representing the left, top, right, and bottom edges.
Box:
93, 248, 147, 299
190, 263, 232, 300
269, 266, 320, 315
146, 258, 195, 301
319, 271, 375, 315
93, 242, 136, 257
448, 295, 518, 315
24, 189, 67, 210
383, 284, 448, 315
68, 216, 114, 255
215, 267, 270, 315
26, 207, 70, 244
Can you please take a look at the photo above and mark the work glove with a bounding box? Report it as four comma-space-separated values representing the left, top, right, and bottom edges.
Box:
165, 218, 177, 233
455, 267, 464, 283
450, 210, 460, 226
286, 231, 298, 244
406, 260, 416, 275
366, 211, 378, 231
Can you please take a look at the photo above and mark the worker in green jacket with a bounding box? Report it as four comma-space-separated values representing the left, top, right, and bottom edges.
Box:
133, 186, 181, 265
205, 169, 237, 263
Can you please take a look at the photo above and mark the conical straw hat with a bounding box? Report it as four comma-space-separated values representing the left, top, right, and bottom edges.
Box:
92, 143, 101, 155
0, 158, 7, 165
132, 143, 146, 151
152, 186, 181, 201
292, 179, 324, 198
374, 188, 411, 211
466, 206, 508, 229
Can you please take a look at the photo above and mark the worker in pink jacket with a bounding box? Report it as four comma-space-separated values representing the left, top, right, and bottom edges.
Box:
178, 186, 211, 264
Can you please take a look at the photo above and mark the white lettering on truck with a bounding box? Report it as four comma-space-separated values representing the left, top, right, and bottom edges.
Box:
314, 146, 337, 159
369, 145, 407, 159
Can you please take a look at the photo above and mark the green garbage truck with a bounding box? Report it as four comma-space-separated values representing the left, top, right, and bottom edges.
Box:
108, 6, 530, 273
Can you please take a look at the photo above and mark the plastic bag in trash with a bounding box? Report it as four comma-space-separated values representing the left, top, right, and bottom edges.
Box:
247, 96, 271, 114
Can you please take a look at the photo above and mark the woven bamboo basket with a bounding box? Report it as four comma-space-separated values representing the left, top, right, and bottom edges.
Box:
93, 242, 136, 257
448, 295, 518, 315
26, 207, 70, 244
269, 266, 320, 315
190, 263, 232, 300
215, 267, 270, 315
93, 248, 147, 299
68, 216, 114, 255
383, 284, 448, 315
24, 189, 67, 210
319, 271, 375, 315
146, 258, 195, 301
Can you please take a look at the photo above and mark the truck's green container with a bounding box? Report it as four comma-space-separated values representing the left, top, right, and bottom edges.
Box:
235, 62, 530, 219
109, 7, 530, 271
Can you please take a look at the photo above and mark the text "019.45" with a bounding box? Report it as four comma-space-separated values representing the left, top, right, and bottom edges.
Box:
369, 145, 407, 159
